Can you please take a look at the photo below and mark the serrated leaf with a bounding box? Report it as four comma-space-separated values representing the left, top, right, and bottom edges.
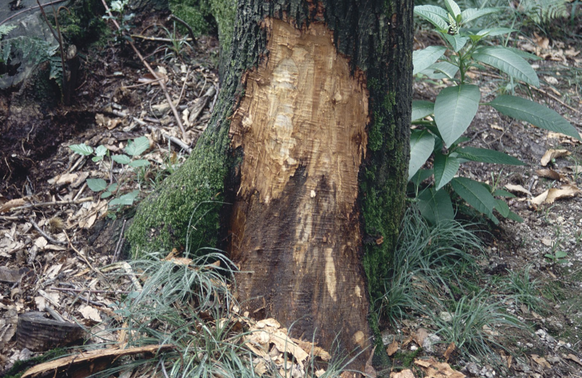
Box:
451, 177, 498, 223
409, 130, 435, 180
95, 145, 108, 157
434, 152, 461, 190
92, 156, 104, 162
129, 159, 150, 168
473, 46, 539, 87
418, 188, 455, 225
413, 46, 447, 75
112, 154, 132, 165
494, 198, 510, 217
70, 144, 94, 156
434, 85, 481, 147
109, 190, 140, 207
125, 136, 150, 156
456, 147, 525, 165
444, 0, 461, 18
414, 5, 450, 30
411, 100, 435, 121
461, 7, 501, 24
489, 95, 581, 140
86, 178, 108, 192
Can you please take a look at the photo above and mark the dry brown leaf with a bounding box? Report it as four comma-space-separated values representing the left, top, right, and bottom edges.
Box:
390, 370, 415, 378
531, 190, 549, 206
565, 354, 582, 366
79, 304, 103, 322
0, 198, 27, 213
536, 169, 561, 181
414, 328, 428, 347
545, 185, 582, 204
386, 339, 399, 356
547, 131, 582, 143
504, 184, 531, 197
531, 354, 551, 368
48, 172, 79, 185
540, 149, 570, 166
534, 33, 550, 49
415, 357, 465, 378
443, 342, 456, 361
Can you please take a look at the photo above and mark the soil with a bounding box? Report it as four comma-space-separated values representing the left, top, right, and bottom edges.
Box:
1, 11, 582, 378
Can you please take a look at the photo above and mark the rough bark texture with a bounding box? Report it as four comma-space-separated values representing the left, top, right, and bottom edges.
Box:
127, 0, 413, 368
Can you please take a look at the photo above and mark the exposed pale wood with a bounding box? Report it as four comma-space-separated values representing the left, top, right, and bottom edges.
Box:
229, 18, 370, 356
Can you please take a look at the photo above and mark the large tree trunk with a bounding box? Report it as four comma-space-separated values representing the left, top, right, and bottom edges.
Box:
127, 0, 413, 369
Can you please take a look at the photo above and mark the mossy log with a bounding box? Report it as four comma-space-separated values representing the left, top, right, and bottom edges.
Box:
127, 0, 413, 368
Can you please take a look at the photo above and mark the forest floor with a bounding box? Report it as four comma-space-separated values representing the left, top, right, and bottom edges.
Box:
1, 11, 582, 378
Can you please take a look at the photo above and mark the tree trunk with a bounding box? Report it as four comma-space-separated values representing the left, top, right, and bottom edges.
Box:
127, 0, 413, 369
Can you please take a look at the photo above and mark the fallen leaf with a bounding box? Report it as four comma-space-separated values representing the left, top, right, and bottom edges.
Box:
545, 185, 582, 204
414, 328, 428, 347
386, 340, 399, 356
565, 354, 582, 366
536, 169, 561, 181
531, 190, 548, 206
415, 357, 465, 378
504, 184, 531, 197
0, 198, 27, 213
390, 370, 415, 378
541, 149, 570, 166
79, 304, 102, 322
531, 354, 551, 368
443, 342, 456, 361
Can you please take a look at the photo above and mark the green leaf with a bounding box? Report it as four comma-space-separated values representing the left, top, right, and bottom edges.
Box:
494, 198, 510, 217
109, 190, 140, 207
69, 144, 93, 156
503, 47, 541, 61
434, 152, 460, 190
421, 61, 459, 79
460, 7, 501, 24
434, 85, 481, 147
472, 46, 539, 87
444, 0, 461, 18
494, 188, 516, 198
488, 95, 581, 140
418, 188, 455, 225
112, 154, 132, 165
506, 210, 524, 222
409, 130, 435, 180
411, 100, 434, 121
451, 177, 498, 223
125, 136, 150, 156
414, 5, 450, 30
129, 159, 150, 168
456, 147, 525, 165
92, 156, 104, 162
441, 33, 468, 52
86, 178, 107, 192
413, 46, 447, 75
101, 191, 113, 199
409, 169, 434, 190
94, 145, 108, 157
476, 27, 516, 37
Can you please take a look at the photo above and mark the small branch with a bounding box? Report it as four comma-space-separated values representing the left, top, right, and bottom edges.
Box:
0, 0, 68, 26
100, 0, 187, 141
11, 197, 92, 212
134, 117, 192, 153
50, 287, 132, 295
111, 219, 127, 264
130, 34, 194, 43
167, 14, 198, 48
29, 217, 67, 245
63, 230, 97, 273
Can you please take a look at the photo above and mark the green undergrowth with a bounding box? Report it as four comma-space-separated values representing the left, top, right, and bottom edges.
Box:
381, 206, 529, 367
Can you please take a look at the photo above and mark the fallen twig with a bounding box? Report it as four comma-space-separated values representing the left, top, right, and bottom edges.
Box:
134, 118, 192, 153
29, 217, 67, 245
100, 0, 187, 141
11, 197, 93, 212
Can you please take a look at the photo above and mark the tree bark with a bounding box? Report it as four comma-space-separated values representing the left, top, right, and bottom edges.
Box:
127, 0, 413, 369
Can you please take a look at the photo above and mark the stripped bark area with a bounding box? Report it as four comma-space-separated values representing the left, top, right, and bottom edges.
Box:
229, 18, 371, 356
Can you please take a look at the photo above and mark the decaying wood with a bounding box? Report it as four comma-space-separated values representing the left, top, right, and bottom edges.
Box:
229, 18, 371, 357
